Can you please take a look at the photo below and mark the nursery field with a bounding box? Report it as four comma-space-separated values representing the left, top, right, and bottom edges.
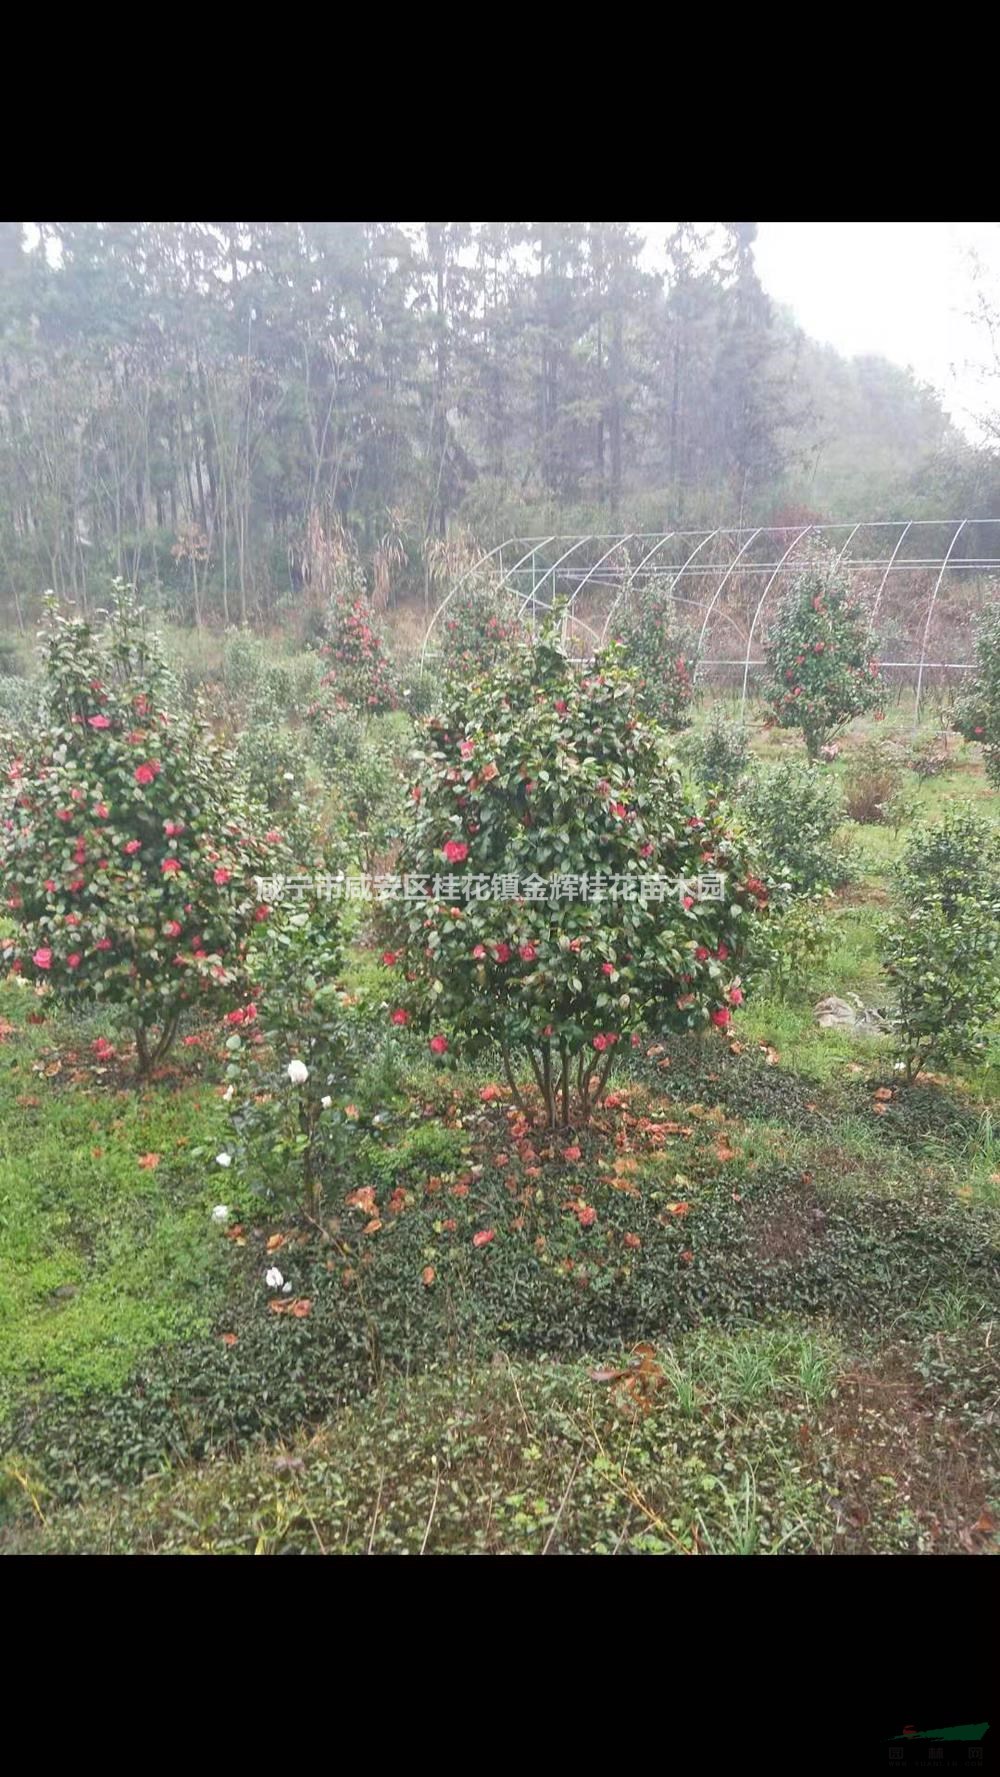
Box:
0, 605, 997, 1555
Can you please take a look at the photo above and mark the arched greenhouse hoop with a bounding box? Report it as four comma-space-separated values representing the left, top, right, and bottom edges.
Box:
419, 520, 1000, 724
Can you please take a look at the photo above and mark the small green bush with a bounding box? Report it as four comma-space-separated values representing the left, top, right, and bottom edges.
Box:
882, 811, 1000, 1081
602, 582, 698, 731
842, 738, 917, 830
685, 712, 752, 793
952, 598, 1000, 786
738, 759, 850, 895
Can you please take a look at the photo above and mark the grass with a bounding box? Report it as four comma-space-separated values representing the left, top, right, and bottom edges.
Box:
0, 986, 231, 1413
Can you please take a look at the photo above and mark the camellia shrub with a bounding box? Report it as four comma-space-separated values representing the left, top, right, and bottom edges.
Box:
224, 900, 359, 1217
738, 758, 850, 895
603, 581, 698, 730
306, 710, 402, 879
684, 711, 752, 794
318, 591, 399, 716
841, 737, 916, 831
232, 724, 328, 867
882, 810, 1000, 1082
0, 585, 282, 1075
439, 579, 525, 678
389, 626, 764, 1128
952, 599, 1000, 786
763, 555, 884, 757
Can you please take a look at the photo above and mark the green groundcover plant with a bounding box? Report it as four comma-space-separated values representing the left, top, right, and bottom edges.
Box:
0, 585, 282, 1074
388, 625, 765, 1126
764, 555, 884, 757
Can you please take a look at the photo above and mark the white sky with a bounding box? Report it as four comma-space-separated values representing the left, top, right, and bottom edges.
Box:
641, 221, 1000, 442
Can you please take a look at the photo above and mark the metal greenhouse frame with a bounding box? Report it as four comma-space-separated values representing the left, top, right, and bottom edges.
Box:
419, 520, 1000, 724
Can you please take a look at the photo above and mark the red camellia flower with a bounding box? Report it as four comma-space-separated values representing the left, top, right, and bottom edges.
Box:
391, 1008, 410, 1026
728, 986, 744, 1006
124, 839, 141, 855
163, 819, 185, 837
554, 699, 568, 715
87, 714, 111, 729
563, 1145, 582, 1162
161, 857, 181, 874
213, 868, 230, 885
577, 1205, 597, 1229
711, 1008, 731, 1027
443, 839, 468, 864
44, 878, 56, 893
381, 951, 399, 966
472, 944, 487, 960
459, 740, 474, 760
717, 943, 729, 961
57, 809, 72, 822
695, 946, 710, 961
253, 903, 269, 922
134, 762, 161, 785
494, 942, 512, 964
429, 1034, 449, 1055
472, 1229, 496, 1248
95, 937, 112, 951
683, 895, 695, 910
519, 943, 537, 962
164, 920, 182, 939
67, 953, 82, 969
33, 947, 53, 970
592, 1033, 608, 1052
94, 803, 109, 819
602, 961, 615, 976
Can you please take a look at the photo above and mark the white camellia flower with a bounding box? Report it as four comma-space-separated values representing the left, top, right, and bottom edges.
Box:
211, 1205, 230, 1223
216, 1152, 232, 1168
282, 1281, 293, 1293
265, 1267, 284, 1289
321, 1095, 332, 1109
222, 1084, 235, 1102
283, 771, 295, 781
287, 1059, 309, 1085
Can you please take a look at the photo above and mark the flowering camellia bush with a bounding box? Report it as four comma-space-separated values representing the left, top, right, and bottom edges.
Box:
388, 625, 764, 1127
763, 555, 884, 757
952, 599, 1000, 787
881, 810, 1000, 1082
0, 585, 282, 1075
603, 581, 698, 730
439, 579, 525, 678
318, 591, 399, 716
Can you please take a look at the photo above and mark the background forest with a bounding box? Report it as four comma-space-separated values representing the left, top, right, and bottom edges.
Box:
1, 220, 997, 636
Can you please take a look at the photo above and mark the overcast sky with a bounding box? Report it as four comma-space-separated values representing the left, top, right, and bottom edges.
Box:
641, 221, 1000, 442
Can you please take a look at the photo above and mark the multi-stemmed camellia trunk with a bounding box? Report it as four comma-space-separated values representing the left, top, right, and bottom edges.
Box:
388, 624, 765, 1130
